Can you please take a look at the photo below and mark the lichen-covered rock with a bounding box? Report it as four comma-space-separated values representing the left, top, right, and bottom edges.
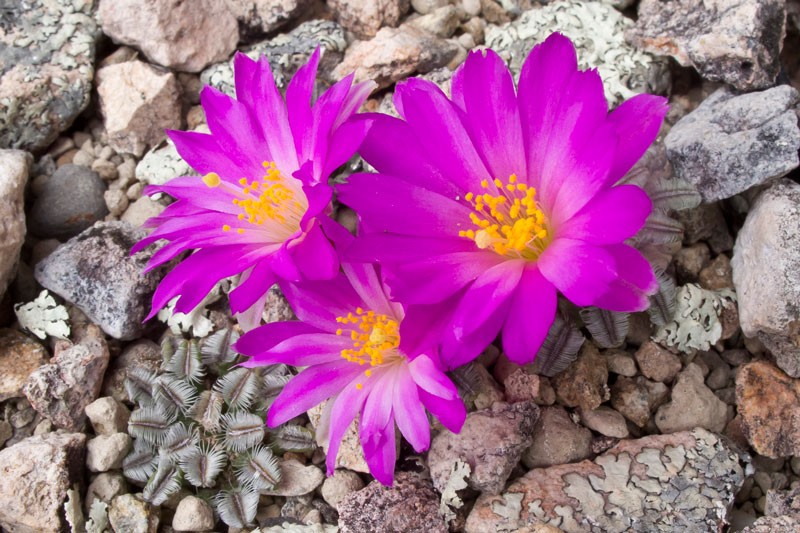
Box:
0, 432, 86, 532
98, 0, 238, 73
23, 325, 109, 431
96, 60, 182, 156
732, 179, 800, 377
29, 164, 108, 240
332, 24, 459, 89
484, 0, 669, 107
135, 134, 198, 187
201, 20, 347, 96
428, 401, 539, 495
34, 222, 168, 340
664, 86, 800, 203
329, 0, 410, 38
627, 0, 785, 91
0, 150, 29, 298
0, 0, 98, 151
0, 330, 49, 402
338, 472, 447, 533
552, 343, 609, 411
654, 363, 728, 434
225, 0, 313, 37
108, 494, 160, 533
522, 406, 593, 469
736, 361, 800, 457
466, 428, 745, 533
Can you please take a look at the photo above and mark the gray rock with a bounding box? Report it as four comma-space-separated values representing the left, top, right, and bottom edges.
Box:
665, 86, 800, 203
0, 329, 49, 402
29, 164, 108, 240
135, 135, 197, 187
201, 20, 347, 96
522, 406, 593, 469
338, 472, 447, 533
655, 363, 728, 434
34, 221, 168, 340
0, 150, 30, 298
225, 0, 313, 37
628, 0, 785, 91
0, 0, 98, 152
108, 494, 160, 533
98, 0, 238, 73
674, 203, 734, 254
732, 179, 800, 377
172, 495, 215, 531
262, 459, 324, 497
466, 428, 745, 533
86, 433, 132, 472
329, 0, 410, 39
85, 396, 131, 435
23, 325, 109, 431
85, 472, 127, 511
484, 0, 669, 107
0, 432, 86, 532
428, 401, 539, 495
741, 515, 800, 532
321, 470, 365, 509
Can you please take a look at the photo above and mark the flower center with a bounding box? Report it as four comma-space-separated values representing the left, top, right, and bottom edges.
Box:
458, 174, 550, 259
202, 161, 307, 237
335, 307, 401, 388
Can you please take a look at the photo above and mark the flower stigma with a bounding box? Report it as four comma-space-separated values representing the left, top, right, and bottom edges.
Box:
458, 174, 550, 259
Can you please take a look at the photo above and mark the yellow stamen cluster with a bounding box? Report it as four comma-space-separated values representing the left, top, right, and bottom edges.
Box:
335, 307, 400, 369
458, 174, 549, 258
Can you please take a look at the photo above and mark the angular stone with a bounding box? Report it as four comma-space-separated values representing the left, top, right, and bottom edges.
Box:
332, 25, 459, 90
665, 87, 800, 203
96, 60, 182, 156
429, 401, 539, 495
732, 180, 800, 377
329, 0, 410, 38
262, 459, 324, 497
522, 406, 593, 469
0, 150, 29, 298
655, 363, 728, 434
85, 396, 131, 435
173, 495, 215, 532
611, 376, 668, 428
741, 515, 800, 532
552, 343, 609, 411
321, 470, 365, 509
408, 5, 461, 38
764, 486, 800, 517
225, 0, 313, 37
0, 0, 97, 151
0, 330, 49, 402
503, 369, 551, 404
634, 341, 682, 383
98, 0, 238, 72
108, 494, 160, 533
338, 472, 447, 533
23, 325, 109, 431
466, 429, 744, 533
0, 432, 85, 532
34, 222, 168, 340
29, 164, 108, 240
484, 0, 669, 107
85, 472, 127, 511
736, 361, 800, 457
628, 0, 785, 91
699, 254, 734, 291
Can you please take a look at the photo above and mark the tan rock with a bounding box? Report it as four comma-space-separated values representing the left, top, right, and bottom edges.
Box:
0, 151, 30, 299
634, 341, 682, 383
329, 0, 410, 38
0, 330, 49, 402
96, 60, 182, 156
98, 0, 238, 72
522, 406, 592, 469
578, 406, 629, 439
610, 376, 668, 428
654, 363, 728, 433
737, 360, 800, 457
699, 254, 734, 290
308, 402, 370, 474
552, 343, 609, 411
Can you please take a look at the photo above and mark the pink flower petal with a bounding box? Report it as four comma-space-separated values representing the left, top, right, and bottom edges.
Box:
407, 354, 459, 400
502, 266, 557, 364
606, 93, 669, 184
419, 389, 466, 434
557, 184, 652, 244
537, 238, 616, 307
393, 368, 430, 453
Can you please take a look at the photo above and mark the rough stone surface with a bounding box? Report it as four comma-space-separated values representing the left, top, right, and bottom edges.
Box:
85, 396, 131, 435
610, 376, 668, 428
29, 164, 108, 240
338, 472, 447, 533
736, 360, 800, 458
96, 60, 182, 156
578, 406, 629, 439
522, 406, 593, 469
665, 86, 800, 203
135, 135, 197, 187
102, 339, 162, 403
552, 343, 609, 411
98, 0, 238, 72
263, 459, 325, 497
121, 197, 166, 228
173, 495, 215, 532
699, 254, 734, 291
764, 486, 800, 517
23, 325, 109, 431
741, 515, 800, 532
86, 433, 131, 472
628, 0, 785, 91
466, 428, 744, 533
0, 432, 85, 533
429, 401, 539, 495
408, 5, 461, 38
0, 330, 49, 402
308, 402, 370, 475
0, 150, 29, 298
225, 0, 313, 37
0, 0, 98, 151
332, 25, 459, 89
321, 470, 365, 509
85, 472, 127, 511
503, 369, 550, 404
108, 494, 160, 533
34, 222, 167, 340
732, 179, 800, 377
655, 363, 728, 434
634, 341, 682, 383
485, 0, 669, 107
329, 0, 410, 38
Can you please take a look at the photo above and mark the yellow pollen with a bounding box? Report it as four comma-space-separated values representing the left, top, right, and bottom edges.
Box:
202, 172, 221, 188
336, 307, 400, 367
356, 383, 363, 390
222, 224, 231, 232
459, 174, 551, 259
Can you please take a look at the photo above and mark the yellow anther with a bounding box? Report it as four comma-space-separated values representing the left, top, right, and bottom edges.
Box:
494, 178, 503, 187
509, 174, 517, 183
239, 178, 248, 185
365, 369, 372, 377
222, 224, 231, 232
202, 172, 221, 188
237, 228, 244, 234
480, 179, 489, 188
356, 383, 363, 390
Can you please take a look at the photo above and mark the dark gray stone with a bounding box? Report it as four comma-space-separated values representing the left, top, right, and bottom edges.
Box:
665, 86, 800, 203
29, 164, 108, 240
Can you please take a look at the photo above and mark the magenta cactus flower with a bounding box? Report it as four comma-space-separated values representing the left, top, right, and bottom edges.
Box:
133, 50, 375, 329
338, 33, 668, 368
235, 263, 466, 485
